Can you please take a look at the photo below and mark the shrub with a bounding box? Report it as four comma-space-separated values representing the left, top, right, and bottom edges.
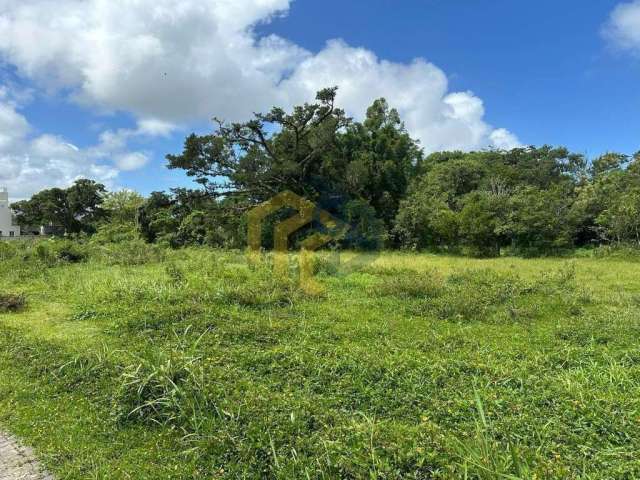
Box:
56, 245, 86, 263
165, 263, 186, 286
371, 266, 587, 323
28, 240, 89, 265
221, 273, 300, 307
0, 241, 19, 261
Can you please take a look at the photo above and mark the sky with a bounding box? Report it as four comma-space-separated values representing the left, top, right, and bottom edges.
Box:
0, 0, 639, 200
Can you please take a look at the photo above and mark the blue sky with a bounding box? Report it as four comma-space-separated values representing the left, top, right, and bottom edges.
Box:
0, 0, 639, 199
265, 0, 640, 155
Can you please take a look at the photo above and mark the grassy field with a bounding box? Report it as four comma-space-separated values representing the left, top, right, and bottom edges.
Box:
1, 241, 640, 479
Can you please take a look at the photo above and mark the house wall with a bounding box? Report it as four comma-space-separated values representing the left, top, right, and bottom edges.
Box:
0, 188, 20, 238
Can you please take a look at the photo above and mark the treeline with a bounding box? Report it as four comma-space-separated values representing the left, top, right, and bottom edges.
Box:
12, 88, 640, 256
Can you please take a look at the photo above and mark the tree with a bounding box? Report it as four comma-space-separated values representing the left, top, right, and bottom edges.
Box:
103, 189, 145, 225
137, 189, 247, 248
166, 89, 427, 247
505, 185, 576, 253
166, 87, 350, 204
393, 147, 590, 254
596, 187, 640, 244
394, 193, 458, 250
457, 191, 507, 257
338, 98, 422, 230
137, 191, 176, 244
590, 152, 628, 178
12, 179, 106, 234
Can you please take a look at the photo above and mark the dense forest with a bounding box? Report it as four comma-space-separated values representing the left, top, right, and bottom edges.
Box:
11, 88, 640, 257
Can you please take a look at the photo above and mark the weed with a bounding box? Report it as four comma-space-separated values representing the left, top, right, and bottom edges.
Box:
452, 390, 532, 479
1, 245, 640, 478
113, 339, 212, 429
376, 269, 444, 298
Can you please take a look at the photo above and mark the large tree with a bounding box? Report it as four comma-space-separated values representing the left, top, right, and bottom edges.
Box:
12, 179, 106, 234
166, 87, 350, 205
394, 146, 588, 255
165, 88, 423, 249
337, 98, 422, 230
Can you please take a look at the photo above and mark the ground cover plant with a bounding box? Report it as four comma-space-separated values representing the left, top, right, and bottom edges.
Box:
1, 239, 640, 478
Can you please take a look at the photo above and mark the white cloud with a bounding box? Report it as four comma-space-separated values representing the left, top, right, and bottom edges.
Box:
281, 41, 520, 152
0, 0, 305, 122
137, 119, 176, 137
88, 120, 173, 168
0, 0, 519, 183
489, 128, 522, 151
114, 151, 149, 171
0, 90, 122, 199
603, 0, 640, 54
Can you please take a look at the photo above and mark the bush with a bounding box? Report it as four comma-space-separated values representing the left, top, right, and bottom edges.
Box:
56, 245, 87, 263
29, 240, 89, 265
369, 265, 588, 323
0, 241, 19, 261
310, 251, 340, 276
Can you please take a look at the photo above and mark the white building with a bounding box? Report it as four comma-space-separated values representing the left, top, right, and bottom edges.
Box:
0, 188, 20, 238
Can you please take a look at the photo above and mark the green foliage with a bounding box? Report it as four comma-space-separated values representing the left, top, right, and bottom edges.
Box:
338, 98, 422, 229
394, 147, 640, 255
595, 186, 640, 245
164, 89, 421, 250
374, 263, 587, 323
12, 179, 107, 234
25, 239, 90, 266
1, 246, 640, 478
91, 222, 140, 244
452, 390, 533, 479
102, 189, 145, 225
340, 199, 387, 250
166, 87, 351, 203
11, 90, 638, 258
505, 185, 576, 254
458, 191, 507, 257
137, 190, 247, 249
113, 340, 211, 429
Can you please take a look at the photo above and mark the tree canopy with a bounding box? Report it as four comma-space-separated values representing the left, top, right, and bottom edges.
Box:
11, 89, 640, 256
12, 179, 106, 234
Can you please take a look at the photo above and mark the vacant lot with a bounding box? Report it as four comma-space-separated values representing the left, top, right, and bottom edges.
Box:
1, 241, 639, 479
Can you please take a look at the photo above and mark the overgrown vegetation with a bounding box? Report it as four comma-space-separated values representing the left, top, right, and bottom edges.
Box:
1, 240, 639, 478
10, 89, 640, 257
2, 88, 640, 478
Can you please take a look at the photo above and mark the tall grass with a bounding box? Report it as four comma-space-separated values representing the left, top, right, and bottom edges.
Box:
0, 240, 639, 478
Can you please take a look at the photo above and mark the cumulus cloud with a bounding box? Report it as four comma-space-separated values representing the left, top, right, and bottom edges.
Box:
0, 0, 305, 122
603, 0, 640, 54
0, 86, 158, 198
281, 40, 520, 152
0, 0, 519, 191
489, 128, 522, 151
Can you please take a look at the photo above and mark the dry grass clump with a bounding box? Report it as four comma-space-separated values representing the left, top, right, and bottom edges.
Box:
0, 292, 26, 312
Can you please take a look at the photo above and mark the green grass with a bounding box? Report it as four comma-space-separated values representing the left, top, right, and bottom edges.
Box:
1, 241, 640, 478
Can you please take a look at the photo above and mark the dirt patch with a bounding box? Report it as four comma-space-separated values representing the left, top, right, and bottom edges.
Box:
0, 432, 53, 480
